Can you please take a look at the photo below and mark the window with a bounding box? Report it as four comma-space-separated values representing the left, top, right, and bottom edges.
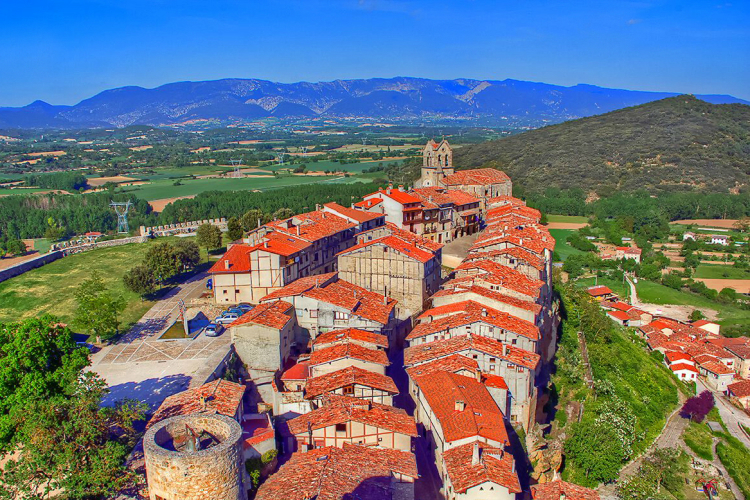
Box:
334, 311, 350, 321
235, 289, 240, 294
335, 423, 347, 433
343, 386, 354, 395
223, 290, 228, 294
310, 310, 318, 318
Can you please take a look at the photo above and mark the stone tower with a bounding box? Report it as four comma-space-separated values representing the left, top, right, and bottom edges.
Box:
421, 139, 454, 187
144, 413, 246, 500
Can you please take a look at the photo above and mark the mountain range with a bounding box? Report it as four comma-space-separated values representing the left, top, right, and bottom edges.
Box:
0, 77, 747, 129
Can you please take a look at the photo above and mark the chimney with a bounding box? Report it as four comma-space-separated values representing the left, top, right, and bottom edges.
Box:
398, 185, 404, 192
316, 203, 321, 211
504, 344, 509, 356
257, 218, 261, 228
199, 395, 207, 411
224, 260, 230, 270
264, 240, 269, 249
482, 308, 488, 317
455, 400, 466, 412
471, 442, 480, 465
475, 370, 482, 383
383, 294, 388, 305
297, 225, 301, 236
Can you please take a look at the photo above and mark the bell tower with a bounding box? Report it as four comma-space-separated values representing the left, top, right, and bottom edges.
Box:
421, 139, 453, 187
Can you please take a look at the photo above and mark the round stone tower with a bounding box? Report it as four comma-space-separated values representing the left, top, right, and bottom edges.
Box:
143, 413, 245, 500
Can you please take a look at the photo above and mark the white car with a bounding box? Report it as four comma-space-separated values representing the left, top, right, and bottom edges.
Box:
215, 313, 239, 325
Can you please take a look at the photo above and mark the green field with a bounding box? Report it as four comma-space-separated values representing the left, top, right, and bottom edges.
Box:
0, 237, 206, 332
547, 214, 588, 224
694, 263, 750, 280
549, 228, 588, 261
117, 174, 360, 201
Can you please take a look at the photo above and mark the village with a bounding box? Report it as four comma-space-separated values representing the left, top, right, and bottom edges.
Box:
109, 139, 612, 500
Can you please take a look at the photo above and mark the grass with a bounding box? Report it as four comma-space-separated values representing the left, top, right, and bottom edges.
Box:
549, 228, 588, 261
547, 214, 588, 223
694, 263, 750, 280
716, 436, 750, 499
0, 236, 205, 332
116, 174, 362, 201
682, 421, 714, 460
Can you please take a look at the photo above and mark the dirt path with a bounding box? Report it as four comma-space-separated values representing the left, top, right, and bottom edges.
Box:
148, 195, 196, 212
673, 219, 739, 229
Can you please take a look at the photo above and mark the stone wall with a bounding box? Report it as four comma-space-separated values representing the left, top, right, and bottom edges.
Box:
0, 251, 62, 284
144, 413, 246, 500
57, 235, 148, 256
141, 218, 227, 237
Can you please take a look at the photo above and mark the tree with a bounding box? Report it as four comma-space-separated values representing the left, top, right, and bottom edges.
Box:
226, 216, 244, 242
174, 239, 200, 271
196, 224, 222, 260
616, 448, 682, 499
73, 271, 126, 341
123, 265, 156, 299
661, 272, 684, 290
144, 242, 181, 282
272, 207, 293, 220
0, 372, 147, 499
240, 209, 267, 231
0, 316, 90, 449
680, 390, 714, 422
566, 419, 627, 484
5, 239, 27, 256
689, 309, 706, 322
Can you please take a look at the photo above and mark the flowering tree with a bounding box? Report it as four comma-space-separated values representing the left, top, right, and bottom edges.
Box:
680, 390, 714, 422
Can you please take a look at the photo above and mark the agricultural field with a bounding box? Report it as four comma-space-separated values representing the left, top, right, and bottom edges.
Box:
549, 228, 588, 261
694, 263, 750, 280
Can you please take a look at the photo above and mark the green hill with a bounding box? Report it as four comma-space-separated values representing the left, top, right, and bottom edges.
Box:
453, 95, 750, 195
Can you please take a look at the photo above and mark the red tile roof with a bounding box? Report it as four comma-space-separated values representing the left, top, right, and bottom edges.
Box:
313, 328, 389, 350
267, 210, 356, 242
281, 360, 310, 381
665, 351, 694, 363
444, 189, 480, 206
472, 227, 555, 256
455, 259, 544, 299
701, 360, 734, 376
405, 354, 479, 379
308, 342, 390, 367
413, 371, 509, 444
670, 363, 699, 373
464, 247, 545, 271
261, 273, 396, 325
487, 204, 541, 222
367, 187, 422, 205
434, 280, 542, 315
323, 202, 384, 224
728, 379, 750, 398
409, 300, 539, 341
586, 285, 613, 297
209, 243, 253, 274
443, 441, 521, 494
255, 443, 418, 500
228, 300, 295, 329
411, 186, 456, 207
305, 366, 399, 399
337, 234, 437, 263
692, 319, 714, 328
607, 310, 631, 321
608, 301, 634, 312
487, 195, 526, 208
649, 319, 673, 331
532, 480, 601, 500
725, 344, 750, 360
441, 168, 511, 187
385, 222, 443, 251
287, 394, 417, 436
147, 379, 245, 428
354, 197, 382, 209
404, 334, 540, 371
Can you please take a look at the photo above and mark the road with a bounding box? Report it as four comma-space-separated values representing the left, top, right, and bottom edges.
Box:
696, 379, 750, 449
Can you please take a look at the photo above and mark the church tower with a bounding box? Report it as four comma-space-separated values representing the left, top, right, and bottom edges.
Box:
420, 139, 454, 187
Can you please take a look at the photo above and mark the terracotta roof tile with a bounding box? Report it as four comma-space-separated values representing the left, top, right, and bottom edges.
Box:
287, 394, 417, 436
337, 234, 437, 263
228, 300, 295, 329
255, 443, 418, 500
305, 366, 399, 399
405, 354, 479, 379
323, 202, 384, 224
209, 244, 253, 274
147, 379, 245, 428
262, 273, 396, 325
404, 334, 540, 371
433, 281, 542, 315
665, 351, 694, 363
455, 259, 544, 299
487, 195, 526, 208
441, 168, 511, 187
701, 360, 734, 376
281, 360, 310, 381
354, 197, 382, 209
412, 371, 509, 444
586, 285, 614, 297
313, 328, 389, 350
267, 210, 356, 242
443, 441, 521, 494
384, 222, 443, 251
409, 300, 539, 341
487, 204, 541, 222
464, 247, 545, 271
366, 188, 422, 205
532, 480, 601, 500
670, 363, 698, 373
308, 342, 390, 367
728, 379, 750, 398
607, 310, 631, 321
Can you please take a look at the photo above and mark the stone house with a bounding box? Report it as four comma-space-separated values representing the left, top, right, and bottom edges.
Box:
699, 361, 735, 392
727, 379, 750, 411
357, 185, 424, 235
304, 366, 399, 406
337, 224, 443, 318
259, 272, 398, 346
307, 342, 390, 377
442, 441, 521, 500
283, 394, 417, 453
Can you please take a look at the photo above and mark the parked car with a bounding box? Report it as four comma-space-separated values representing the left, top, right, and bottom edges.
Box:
226, 307, 244, 316
238, 303, 254, 313
215, 313, 239, 325
203, 323, 224, 337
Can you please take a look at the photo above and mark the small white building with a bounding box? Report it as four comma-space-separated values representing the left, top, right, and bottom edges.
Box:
710, 234, 729, 246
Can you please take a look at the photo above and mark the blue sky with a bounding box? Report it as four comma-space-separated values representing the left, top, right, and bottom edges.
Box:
2, 0, 748, 106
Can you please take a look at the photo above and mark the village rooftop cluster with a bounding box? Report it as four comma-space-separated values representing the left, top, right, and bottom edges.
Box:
139, 141, 600, 500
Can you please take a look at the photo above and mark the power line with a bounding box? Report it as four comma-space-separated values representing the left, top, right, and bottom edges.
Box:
110, 200, 133, 234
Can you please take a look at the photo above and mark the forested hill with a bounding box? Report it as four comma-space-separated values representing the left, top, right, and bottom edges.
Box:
453, 95, 750, 195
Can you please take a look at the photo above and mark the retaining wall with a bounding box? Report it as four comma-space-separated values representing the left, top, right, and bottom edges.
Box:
0, 251, 63, 284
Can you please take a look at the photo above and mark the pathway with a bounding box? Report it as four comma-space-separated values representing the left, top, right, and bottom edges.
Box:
624, 274, 638, 306
697, 379, 750, 449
